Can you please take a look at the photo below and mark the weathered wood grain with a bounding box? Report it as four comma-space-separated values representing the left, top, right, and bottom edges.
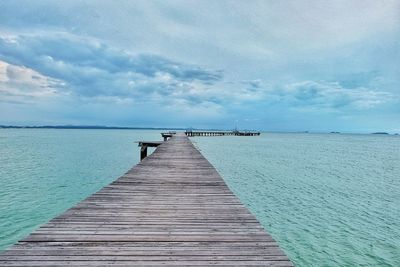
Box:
0, 133, 293, 266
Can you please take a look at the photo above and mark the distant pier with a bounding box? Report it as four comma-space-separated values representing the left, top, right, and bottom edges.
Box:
185, 130, 260, 137
0, 133, 291, 266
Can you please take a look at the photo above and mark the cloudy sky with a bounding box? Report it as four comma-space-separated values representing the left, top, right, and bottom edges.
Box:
0, 0, 399, 132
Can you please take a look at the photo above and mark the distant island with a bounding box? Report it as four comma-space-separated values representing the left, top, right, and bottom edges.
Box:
372, 132, 389, 135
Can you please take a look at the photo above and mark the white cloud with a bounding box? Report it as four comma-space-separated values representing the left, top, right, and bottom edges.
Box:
0, 60, 64, 103
0, 32, 272, 110
277, 80, 394, 110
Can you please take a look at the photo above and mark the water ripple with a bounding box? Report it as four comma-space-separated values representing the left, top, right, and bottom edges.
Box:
194, 133, 400, 267
0, 129, 161, 250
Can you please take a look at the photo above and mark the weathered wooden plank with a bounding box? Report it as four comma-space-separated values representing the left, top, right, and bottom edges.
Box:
0, 133, 293, 266
12, 241, 283, 248
22, 234, 273, 243
0, 261, 293, 267
1, 255, 291, 261
1, 249, 286, 256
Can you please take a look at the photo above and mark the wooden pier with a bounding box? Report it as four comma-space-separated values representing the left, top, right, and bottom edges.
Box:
0, 133, 292, 266
185, 130, 260, 137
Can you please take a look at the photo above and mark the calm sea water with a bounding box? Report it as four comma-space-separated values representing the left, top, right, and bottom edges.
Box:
193, 133, 400, 267
0, 129, 160, 250
0, 129, 399, 266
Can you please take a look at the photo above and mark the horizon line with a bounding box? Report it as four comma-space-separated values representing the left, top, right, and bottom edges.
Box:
0, 125, 397, 135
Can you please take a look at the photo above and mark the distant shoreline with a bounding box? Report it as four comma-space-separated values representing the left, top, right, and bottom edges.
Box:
0, 125, 233, 132
0, 125, 397, 135
0, 125, 184, 130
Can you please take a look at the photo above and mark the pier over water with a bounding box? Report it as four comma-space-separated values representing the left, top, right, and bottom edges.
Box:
0, 133, 292, 266
186, 130, 260, 136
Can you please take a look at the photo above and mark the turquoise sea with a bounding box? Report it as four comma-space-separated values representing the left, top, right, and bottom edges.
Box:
0, 129, 399, 266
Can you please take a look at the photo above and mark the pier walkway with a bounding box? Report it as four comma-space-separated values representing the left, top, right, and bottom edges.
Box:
185, 131, 260, 137
0, 133, 293, 266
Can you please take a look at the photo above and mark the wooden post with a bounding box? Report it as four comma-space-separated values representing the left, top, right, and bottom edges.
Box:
140, 145, 148, 161
137, 141, 163, 161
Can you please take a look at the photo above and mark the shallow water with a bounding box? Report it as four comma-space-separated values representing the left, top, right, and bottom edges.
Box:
0, 129, 160, 250
193, 133, 400, 267
0, 130, 399, 266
